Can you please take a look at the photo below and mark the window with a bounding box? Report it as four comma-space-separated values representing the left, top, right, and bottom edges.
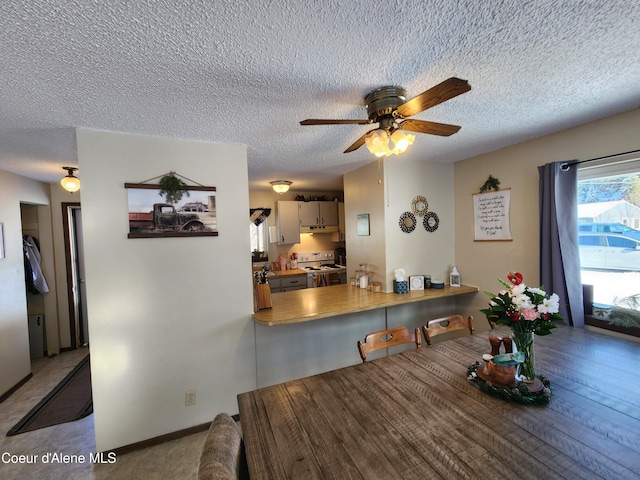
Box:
607, 235, 637, 249
250, 222, 268, 256
577, 155, 640, 310
578, 235, 605, 246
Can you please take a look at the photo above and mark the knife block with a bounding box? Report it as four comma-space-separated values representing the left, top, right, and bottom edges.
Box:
254, 283, 272, 311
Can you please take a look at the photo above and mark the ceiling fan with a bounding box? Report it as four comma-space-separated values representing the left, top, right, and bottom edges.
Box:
300, 77, 471, 156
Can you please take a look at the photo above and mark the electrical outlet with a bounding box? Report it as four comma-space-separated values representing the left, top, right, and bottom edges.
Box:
185, 390, 196, 406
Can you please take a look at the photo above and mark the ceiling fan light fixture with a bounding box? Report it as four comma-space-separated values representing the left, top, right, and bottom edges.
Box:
390, 128, 415, 155
270, 180, 292, 194
60, 166, 80, 193
300, 77, 469, 156
365, 129, 392, 157
365, 127, 415, 157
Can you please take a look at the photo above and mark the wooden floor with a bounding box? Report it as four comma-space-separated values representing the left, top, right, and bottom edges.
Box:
238, 324, 640, 479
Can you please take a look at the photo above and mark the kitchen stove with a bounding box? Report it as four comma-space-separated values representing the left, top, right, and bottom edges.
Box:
297, 251, 347, 287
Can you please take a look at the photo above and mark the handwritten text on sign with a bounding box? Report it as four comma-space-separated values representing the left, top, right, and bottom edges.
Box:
473, 189, 512, 241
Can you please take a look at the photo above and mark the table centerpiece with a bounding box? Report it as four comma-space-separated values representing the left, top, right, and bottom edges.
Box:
480, 272, 562, 382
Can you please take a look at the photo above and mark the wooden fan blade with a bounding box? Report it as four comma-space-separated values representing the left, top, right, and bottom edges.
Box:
395, 77, 470, 118
400, 119, 461, 136
300, 119, 371, 125
344, 129, 375, 153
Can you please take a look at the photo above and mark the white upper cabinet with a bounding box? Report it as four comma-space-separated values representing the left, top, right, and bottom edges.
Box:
299, 201, 338, 227
275, 201, 300, 244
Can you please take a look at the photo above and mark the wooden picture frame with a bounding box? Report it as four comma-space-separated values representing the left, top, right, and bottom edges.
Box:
125, 183, 218, 238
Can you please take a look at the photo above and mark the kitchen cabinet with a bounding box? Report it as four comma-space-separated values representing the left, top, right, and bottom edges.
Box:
299, 201, 338, 227
332, 202, 345, 242
281, 275, 306, 291
275, 201, 300, 244
268, 275, 306, 292
268, 278, 282, 292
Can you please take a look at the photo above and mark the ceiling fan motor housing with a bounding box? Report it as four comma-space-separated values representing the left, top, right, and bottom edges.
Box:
365, 86, 406, 123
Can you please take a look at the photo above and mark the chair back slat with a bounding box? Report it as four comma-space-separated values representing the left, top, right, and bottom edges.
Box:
422, 315, 474, 345
358, 326, 421, 362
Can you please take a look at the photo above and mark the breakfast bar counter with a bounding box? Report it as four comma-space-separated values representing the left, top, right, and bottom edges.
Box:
252, 283, 478, 326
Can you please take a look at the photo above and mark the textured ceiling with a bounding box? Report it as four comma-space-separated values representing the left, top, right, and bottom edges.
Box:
1, 0, 639, 191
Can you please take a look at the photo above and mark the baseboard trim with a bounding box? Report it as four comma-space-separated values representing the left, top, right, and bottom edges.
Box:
0, 373, 33, 403
104, 414, 242, 456
107, 414, 240, 456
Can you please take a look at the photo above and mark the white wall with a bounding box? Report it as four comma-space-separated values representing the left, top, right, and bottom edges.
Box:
345, 156, 456, 292
454, 107, 640, 325
344, 161, 387, 289
384, 156, 455, 290
76, 129, 255, 452
0, 170, 51, 397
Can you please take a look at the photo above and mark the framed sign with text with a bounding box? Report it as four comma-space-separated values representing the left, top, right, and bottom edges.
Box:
472, 188, 512, 241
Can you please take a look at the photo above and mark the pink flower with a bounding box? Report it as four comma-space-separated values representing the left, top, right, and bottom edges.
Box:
521, 308, 538, 321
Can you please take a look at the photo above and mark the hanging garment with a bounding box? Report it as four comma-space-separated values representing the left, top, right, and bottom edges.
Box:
23, 236, 49, 294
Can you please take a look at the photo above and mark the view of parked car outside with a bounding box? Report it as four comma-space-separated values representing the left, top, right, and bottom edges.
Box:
578, 170, 640, 315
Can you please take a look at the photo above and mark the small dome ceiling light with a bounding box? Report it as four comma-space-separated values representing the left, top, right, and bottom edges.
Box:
61, 166, 81, 193
270, 180, 292, 194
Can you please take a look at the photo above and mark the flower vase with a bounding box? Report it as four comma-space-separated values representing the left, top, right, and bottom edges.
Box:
512, 331, 536, 382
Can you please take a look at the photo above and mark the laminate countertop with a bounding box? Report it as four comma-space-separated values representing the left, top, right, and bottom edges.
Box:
252, 283, 478, 326
268, 269, 306, 277
252, 268, 306, 277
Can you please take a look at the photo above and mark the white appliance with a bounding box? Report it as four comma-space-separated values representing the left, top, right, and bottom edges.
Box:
297, 251, 347, 288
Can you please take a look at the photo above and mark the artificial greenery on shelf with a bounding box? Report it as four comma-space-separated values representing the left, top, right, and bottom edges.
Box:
479, 175, 501, 193
158, 172, 190, 204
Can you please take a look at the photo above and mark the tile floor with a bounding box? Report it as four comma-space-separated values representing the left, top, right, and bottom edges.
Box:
0, 348, 207, 480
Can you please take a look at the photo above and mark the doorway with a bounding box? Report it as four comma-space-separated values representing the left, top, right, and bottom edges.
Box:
62, 203, 89, 348
20, 203, 48, 362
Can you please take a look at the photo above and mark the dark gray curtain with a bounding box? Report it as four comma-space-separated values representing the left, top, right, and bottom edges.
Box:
538, 162, 584, 327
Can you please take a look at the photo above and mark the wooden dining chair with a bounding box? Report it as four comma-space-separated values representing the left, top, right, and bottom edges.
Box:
197, 413, 249, 480
422, 315, 475, 345
357, 326, 421, 362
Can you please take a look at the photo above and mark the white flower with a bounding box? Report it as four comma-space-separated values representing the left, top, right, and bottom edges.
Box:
528, 287, 545, 296
539, 293, 560, 314
512, 294, 533, 310
511, 283, 526, 296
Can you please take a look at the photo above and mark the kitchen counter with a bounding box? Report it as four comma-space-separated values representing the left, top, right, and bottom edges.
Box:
252, 283, 478, 326
267, 268, 306, 277
252, 267, 306, 277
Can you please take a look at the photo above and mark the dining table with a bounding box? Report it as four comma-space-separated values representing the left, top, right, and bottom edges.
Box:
237, 324, 640, 479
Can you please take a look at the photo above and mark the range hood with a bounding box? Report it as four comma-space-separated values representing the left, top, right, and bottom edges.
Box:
300, 225, 339, 234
